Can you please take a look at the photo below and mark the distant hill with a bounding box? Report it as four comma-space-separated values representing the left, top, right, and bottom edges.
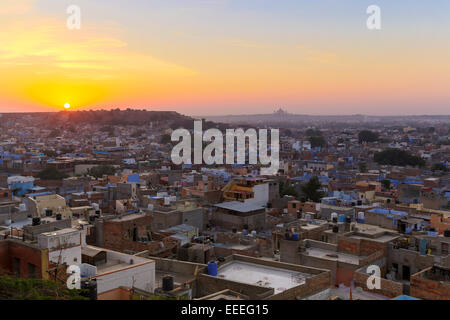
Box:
0, 109, 193, 127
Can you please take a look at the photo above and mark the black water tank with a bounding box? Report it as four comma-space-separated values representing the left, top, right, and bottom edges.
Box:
332, 226, 339, 233
89, 215, 96, 222
243, 224, 249, 230
32, 217, 41, 226
81, 279, 97, 300
345, 216, 352, 223
162, 276, 174, 291
232, 228, 237, 233
444, 230, 450, 237
357, 200, 362, 206
332, 217, 338, 223
95, 210, 101, 215
56, 214, 62, 221
285, 232, 291, 240
45, 209, 53, 217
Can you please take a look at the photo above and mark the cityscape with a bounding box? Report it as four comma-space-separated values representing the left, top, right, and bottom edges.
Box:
0, 0, 449, 309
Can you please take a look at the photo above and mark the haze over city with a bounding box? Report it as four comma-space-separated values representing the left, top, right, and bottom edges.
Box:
1, 0, 450, 115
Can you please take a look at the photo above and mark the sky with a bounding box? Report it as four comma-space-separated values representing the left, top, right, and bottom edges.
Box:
0, 0, 450, 115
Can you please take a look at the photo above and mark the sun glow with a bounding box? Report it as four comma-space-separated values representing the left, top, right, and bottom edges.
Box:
64, 103, 70, 109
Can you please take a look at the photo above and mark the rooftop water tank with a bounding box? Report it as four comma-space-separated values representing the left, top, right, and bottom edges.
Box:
162, 275, 174, 291
32, 217, 41, 226
208, 262, 218, 276
291, 233, 299, 241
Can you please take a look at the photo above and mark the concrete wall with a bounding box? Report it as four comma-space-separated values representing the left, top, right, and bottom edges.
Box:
95, 261, 155, 294
197, 273, 274, 299
387, 246, 434, 280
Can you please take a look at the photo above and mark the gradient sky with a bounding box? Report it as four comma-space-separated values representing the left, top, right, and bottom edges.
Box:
1, 0, 450, 115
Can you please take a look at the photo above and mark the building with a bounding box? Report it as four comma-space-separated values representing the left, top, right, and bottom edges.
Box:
26, 194, 72, 220
410, 266, 450, 300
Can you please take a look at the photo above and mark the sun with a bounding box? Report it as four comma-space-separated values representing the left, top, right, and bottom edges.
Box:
64, 103, 71, 109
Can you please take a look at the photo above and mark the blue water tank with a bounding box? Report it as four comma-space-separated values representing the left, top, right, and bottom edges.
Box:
208, 262, 218, 276
339, 215, 346, 222
291, 233, 299, 241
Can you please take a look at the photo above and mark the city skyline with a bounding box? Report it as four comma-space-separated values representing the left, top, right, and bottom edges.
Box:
1, 0, 450, 115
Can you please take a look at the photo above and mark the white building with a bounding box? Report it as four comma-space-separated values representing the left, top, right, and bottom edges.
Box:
80, 246, 155, 294
37, 228, 82, 265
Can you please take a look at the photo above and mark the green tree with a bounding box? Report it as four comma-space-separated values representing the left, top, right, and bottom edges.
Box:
305, 128, 322, 137
374, 149, 425, 167
36, 167, 68, 180
88, 165, 117, 178
381, 179, 391, 190
431, 163, 448, 172
358, 130, 379, 143
301, 176, 324, 203
359, 162, 368, 173
309, 136, 327, 148
160, 134, 172, 144
279, 181, 299, 198
0, 276, 88, 300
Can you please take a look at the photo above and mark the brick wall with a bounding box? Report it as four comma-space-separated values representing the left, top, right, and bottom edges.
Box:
268, 271, 331, 300
353, 270, 403, 298
0, 240, 47, 279
337, 238, 360, 255
410, 268, 450, 300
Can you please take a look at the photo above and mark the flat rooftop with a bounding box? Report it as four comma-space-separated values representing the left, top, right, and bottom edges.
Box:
304, 248, 362, 265
215, 201, 265, 213
217, 260, 312, 294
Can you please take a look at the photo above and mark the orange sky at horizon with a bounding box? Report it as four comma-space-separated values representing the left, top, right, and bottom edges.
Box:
1, 0, 450, 115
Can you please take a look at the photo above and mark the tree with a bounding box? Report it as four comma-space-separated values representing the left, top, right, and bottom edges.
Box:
42, 150, 58, 157
309, 136, 326, 148
36, 167, 68, 180
279, 181, 298, 198
374, 149, 425, 167
0, 275, 88, 300
359, 162, 368, 173
160, 134, 172, 144
88, 165, 117, 178
431, 163, 448, 172
301, 176, 324, 203
381, 179, 391, 190
358, 130, 379, 143
131, 129, 146, 138
305, 128, 322, 137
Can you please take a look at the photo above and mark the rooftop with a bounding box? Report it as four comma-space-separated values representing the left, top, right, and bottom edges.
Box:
214, 201, 265, 213
217, 260, 312, 294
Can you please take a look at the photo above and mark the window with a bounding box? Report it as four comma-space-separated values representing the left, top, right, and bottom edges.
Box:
13, 258, 21, 277
27, 263, 38, 279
